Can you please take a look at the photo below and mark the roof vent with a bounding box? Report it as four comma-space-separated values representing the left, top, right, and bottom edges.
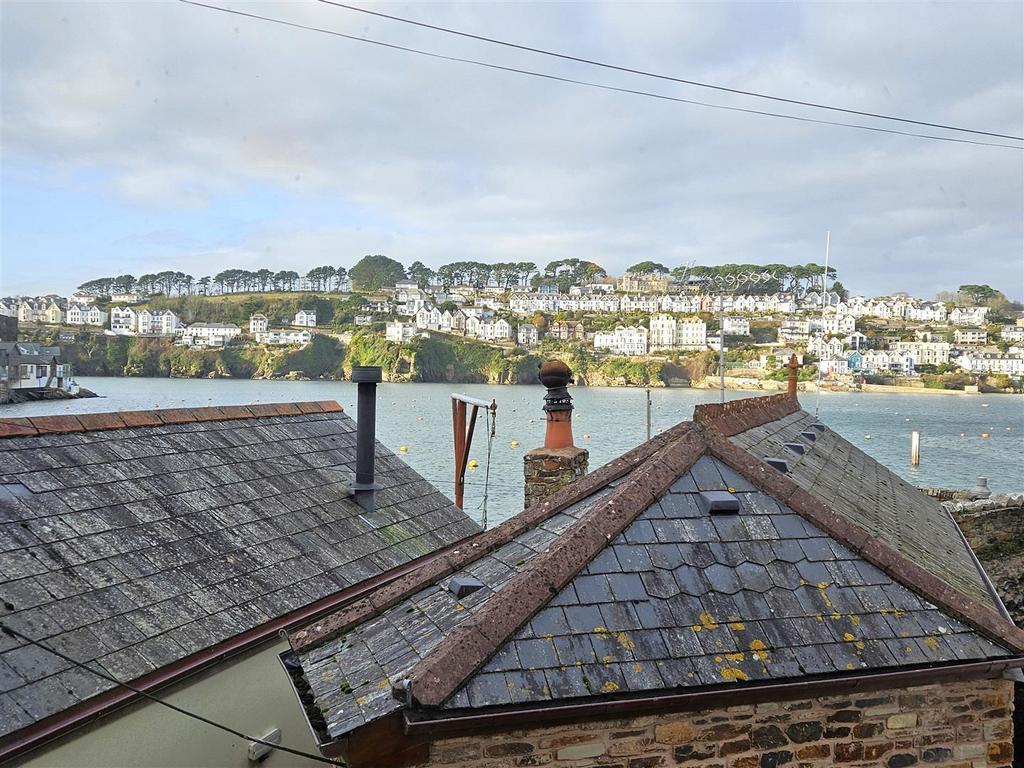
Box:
799, 431, 817, 442
810, 423, 826, 432
783, 442, 806, 455
447, 575, 486, 598
697, 490, 740, 515
765, 457, 789, 473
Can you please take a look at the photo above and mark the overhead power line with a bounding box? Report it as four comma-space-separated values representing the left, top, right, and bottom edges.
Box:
0, 623, 341, 766
179, 1, 1021, 151
319, 0, 1024, 143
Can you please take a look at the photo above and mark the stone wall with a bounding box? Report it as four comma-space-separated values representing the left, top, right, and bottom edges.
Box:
524, 446, 589, 509
429, 678, 1014, 768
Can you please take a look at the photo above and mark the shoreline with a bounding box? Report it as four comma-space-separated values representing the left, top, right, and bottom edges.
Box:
14, 374, 1018, 396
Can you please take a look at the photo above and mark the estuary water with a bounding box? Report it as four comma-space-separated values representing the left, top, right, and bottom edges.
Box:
5, 378, 1023, 527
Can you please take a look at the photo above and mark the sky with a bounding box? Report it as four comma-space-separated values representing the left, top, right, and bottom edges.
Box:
1, 1, 1022, 300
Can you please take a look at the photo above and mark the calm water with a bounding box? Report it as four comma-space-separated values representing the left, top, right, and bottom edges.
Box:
5, 379, 1023, 527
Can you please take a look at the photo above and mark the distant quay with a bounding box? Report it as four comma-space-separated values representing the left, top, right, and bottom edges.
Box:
5, 386, 98, 404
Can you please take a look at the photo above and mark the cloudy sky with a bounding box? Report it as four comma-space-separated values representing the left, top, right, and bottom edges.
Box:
2, 1, 1021, 299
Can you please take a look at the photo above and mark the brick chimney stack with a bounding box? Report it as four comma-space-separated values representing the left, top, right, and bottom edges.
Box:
524, 360, 589, 508
787, 354, 799, 396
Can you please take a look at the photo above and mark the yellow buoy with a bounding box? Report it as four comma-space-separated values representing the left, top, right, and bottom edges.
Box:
864, 435, 872, 440
399, 446, 409, 453
468, 459, 479, 468
981, 433, 990, 439
510, 441, 520, 447
583, 433, 591, 440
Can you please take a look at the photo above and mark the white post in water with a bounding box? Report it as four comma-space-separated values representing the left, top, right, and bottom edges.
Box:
911, 430, 920, 466
645, 388, 652, 440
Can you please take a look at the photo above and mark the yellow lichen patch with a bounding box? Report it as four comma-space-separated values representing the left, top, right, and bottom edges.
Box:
854, 641, 865, 652
817, 583, 833, 609
830, 612, 842, 621
815, 613, 824, 622
720, 667, 749, 682
691, 625, 702, 632
842, 632, 857, 642
602, 655, 613, 665
593, 626, 609, 636
616, 632, 636, 650
698, 611, 719, 630
600, 681, 620, 693
798, 578, 808, 585
879, 607, 907, 618
845, 663, 854, 670
454, 603, 465, 611
714, 655, 723, 663
749, 640, 768, 652
850, 615, 861, 626
724, 652, 745, 662
924, 637, 939, 651
355, 696, 368, 706
633, 663, 643, 673
728, 622, 746, 631
378, 679, 390, 690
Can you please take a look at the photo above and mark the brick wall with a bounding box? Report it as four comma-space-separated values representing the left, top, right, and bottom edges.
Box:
428, 678, 1014, 768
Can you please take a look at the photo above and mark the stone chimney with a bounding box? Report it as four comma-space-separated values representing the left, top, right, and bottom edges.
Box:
524, 360, 589, 508
787, 354, 799, 396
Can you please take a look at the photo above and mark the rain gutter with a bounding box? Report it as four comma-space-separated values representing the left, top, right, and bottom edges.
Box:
402, 658, 1024, 739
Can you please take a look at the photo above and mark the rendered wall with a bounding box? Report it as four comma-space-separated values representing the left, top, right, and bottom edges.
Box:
9, 639, 323, 768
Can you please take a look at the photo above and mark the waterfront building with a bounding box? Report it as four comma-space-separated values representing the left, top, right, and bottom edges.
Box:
617, 272, 669, 293
806, 335, 844, 358
721, 316, 750, 336
954, 328, 988, 346
1001, 324, 1024, 343
593, 324, 648, 356
517, 323, 538, 347
254, 329, 312, 345
548, 320, 585, 341
950, 306, 990, 325
892, 340, 952, 366
0, 341, 72, 394
386, 320, 417, 343
109, 306, 138, 334
179, 322, 242, 347
249, 313, 269, 334
956, 351, 1024, 376
293, 309, 317, 327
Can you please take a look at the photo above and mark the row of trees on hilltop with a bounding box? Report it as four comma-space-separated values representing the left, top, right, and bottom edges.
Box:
77, 255, 845, 299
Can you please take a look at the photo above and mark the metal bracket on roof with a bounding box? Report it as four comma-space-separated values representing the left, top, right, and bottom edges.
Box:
697, 491, 740, 515
783, 442, 806, 455
765, 457, 789, 473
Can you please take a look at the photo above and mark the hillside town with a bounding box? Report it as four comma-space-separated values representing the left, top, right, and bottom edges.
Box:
4, 262, 1022, 394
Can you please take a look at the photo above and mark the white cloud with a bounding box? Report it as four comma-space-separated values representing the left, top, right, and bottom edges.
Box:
1, 0, 1021, 298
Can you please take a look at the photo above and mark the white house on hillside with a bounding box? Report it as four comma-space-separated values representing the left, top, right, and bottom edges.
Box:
517, 323, 539, 347
66, 304, 107, 326
594, 325, 649, 356
179, 323, 242, 347
294, 309, 317, 327
249, 314, 269, 334
254, 329, 312, 345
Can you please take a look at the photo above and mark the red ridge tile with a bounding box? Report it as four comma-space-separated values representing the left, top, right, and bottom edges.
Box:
0, 419, 39, 438
76, 413, 128, 432
28, 415, 85, 434
119, 410, 162, 428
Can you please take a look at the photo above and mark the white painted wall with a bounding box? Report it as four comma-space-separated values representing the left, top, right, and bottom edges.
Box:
11, 639, 326, 768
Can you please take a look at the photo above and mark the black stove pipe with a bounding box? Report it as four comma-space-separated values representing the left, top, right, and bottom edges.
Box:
351, 365, 382, 510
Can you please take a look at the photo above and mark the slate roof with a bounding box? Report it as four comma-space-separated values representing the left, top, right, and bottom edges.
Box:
725, 407, 993, 607
287, 393, 1024, 748
0, 402, 479, 744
